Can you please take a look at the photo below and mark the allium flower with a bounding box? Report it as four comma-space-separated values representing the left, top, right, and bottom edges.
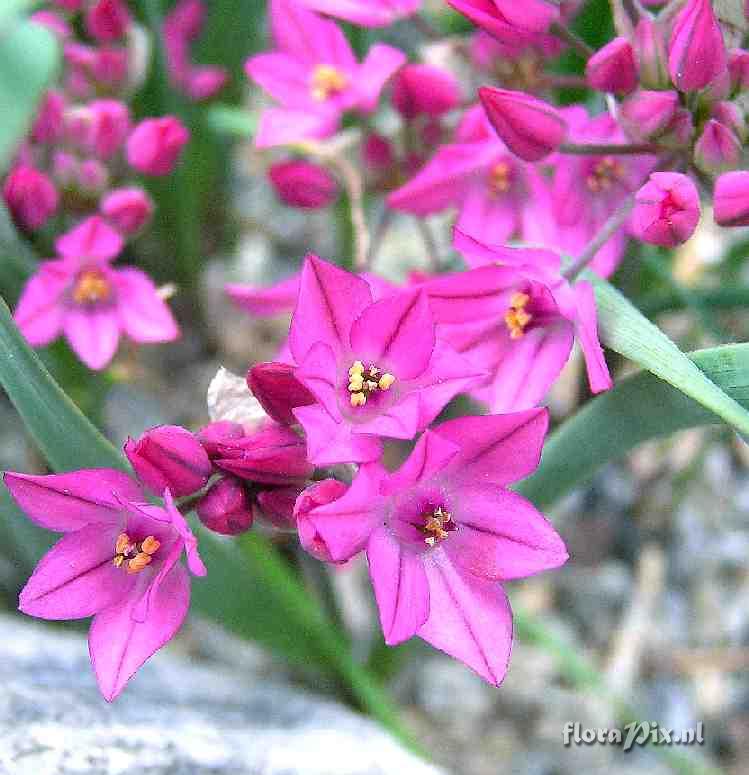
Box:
4, 470, 206, 701
392, 64, 461, 119
714, 170, 749, 227
3, 164, 59, 230
85, 0, 131, 43
668, 0, 727, 92
388, 105, 549, 245
126, 117, 190, 176
268, 160, 339, 209
298, 0, 422, 26
13, 217, 179, 370
420, 230, 612, 412
246, 0, 405, 147
300, 411, 567, 683
284, 256, 484, 465
632, 172, 701, 247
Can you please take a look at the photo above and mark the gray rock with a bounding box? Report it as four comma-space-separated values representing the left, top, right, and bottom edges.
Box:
0, 615, 446, 775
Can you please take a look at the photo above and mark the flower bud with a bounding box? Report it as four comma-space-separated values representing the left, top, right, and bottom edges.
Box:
478, 86, 566, 161
92, 47, 129, 90
126, 116, 190, 176
186, 66, 228, 101
295, 479, 349, 562
620, 90, 679, 140
634, 18, 669, 90
267, 161, 338, 210
392, 64, 461, 119
3, 165, 59, 230
87, 99, 131, 159
714, 170, 749, 227
77, 158, 109, 194
668, 0, 727, 92
52, 0, 84, 9
585, 37, 638, 94
197, 477, 254, 536
86, 0, 131, 43
632, 171, 700, 247
247, 362, 316, 425
124, 425, 212, 497
363, 133, 395, 170
52, 151, 79, 187
256, 486, 301, 530
728, 49, 749, 92
31, 90, 65, 144
693, 119, 742, 174
101, 188, 154, 234
711, 101, 745, 142
32, 11, 73, 40
196, 421, 245, 457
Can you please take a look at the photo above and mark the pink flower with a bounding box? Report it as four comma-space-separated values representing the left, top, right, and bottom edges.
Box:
693, 119, 742, 174
478, 87, 567, 161
3, 165, 59, 231
633, 18, 669, 90
127, 117, 190, 176
728, 48, 749, 91
298, 0, 421, 27
585, 37, 638, 94
300, 411, 567, 683
448, 0, 561, 41
388, 105, 549, 245
124, 425, 212, 497
226, 273, 302, 317
714, 170, 749, 227
31, 90, 66, 144
268, 160, 339, 209
668, 0, 727, 92
163, 0, 228, 102
246, 0, 405, 147
619, 90, 680, 140
392, 64, 461, 119
286, 256, 484, 465
248, 361, 316, 425
197, 477, 254, 536
86, 99, 131, 159
632, 172, 700, 247
420, 229, 612, 412
100, 188, 155, 235
295, 478, 348, 562
13, 217, 179, 370
86, 0, 131, 42
4, 470, 206, 701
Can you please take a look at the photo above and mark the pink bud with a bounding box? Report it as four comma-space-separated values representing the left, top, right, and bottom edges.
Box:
101, 188, 154, 234
267, 161, 338, 210
186, 66, 228, 101
85, 0, 131, 42
392, 64, 461, 119
295, 479, 349, 563
92, 47, 129, 89
620, 90, 679, 139
124, 425, 212, 497
31, 90, 65, 144
586, 37, 638, 94
87, 99, 131, 159
634, 18, 669, 90
478, 86, 567, 161
196, 421, 245, 457
77, 158, 109, 194
711, 101, 745, 141
3, 165, 59, 230
127, 117, 190, 176
51, 151, 79, 187
668, 0, 727, 92
247, 362, 316, 425
714, 170, 749, 227
52, 0, 83, 9
197, 477, 254, 536
632, 171, 700, 247
693, 119, 742, 174
728, 48, 749, 92
363, 133, 395, 170
256, 487, 301, 530
31, 11, 72, 40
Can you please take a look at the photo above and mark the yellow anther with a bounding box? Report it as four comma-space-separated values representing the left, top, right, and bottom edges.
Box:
127, 552, 153, 574
505, 290, 533, 339
115, 533, 131, 556
348, 376, 364, 392
72, 269, 112, 306
489, 162, 511, 194
509, 291, 530, 309
364, 380, 379, 392
586, 156, 624, 194
140, 536, 160, 555
349, 361, 364, 376
113, 555, 124, 568
423, 506, 454, 547
378, 373, 395, 390
350, 392, 367, 407
311, 64, 348, 101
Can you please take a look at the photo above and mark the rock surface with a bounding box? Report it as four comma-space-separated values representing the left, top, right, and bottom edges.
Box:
0, 615, 446, 775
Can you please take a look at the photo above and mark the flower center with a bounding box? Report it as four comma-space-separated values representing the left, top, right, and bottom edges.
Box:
586, 157, 625, 193
113, 532, 161, 574
310, 65, 348, 101
347, 360, 395, 408
504, 291, 533, 339
422, 505, 456, 547
488, 161, 512, 195
72, 269, 111, 306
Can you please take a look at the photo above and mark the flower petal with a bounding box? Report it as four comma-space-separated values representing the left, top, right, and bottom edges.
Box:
63, 305, 121, 370
382, 429, 460, 496
294, 340, 341, 420
55, 216, 123, 262
114, 268, 180, 343
254, 107, 338, 148
355, 43, 406, 112
572, 281, 612, 394
367, 526, 429, 645
13, 263, 68, 347
353, 391, 421, 439
89, 561, 190, 701
226, 272, 300, 316
4, 469, 142, 532
418, 549, 513, 686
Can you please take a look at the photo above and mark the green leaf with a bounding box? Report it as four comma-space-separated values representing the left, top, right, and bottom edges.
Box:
0, 18, 60, 174
517, 343, 749, 509
589, 272, 749, 439
207, 104, 257, 137
0, 201, 36, 301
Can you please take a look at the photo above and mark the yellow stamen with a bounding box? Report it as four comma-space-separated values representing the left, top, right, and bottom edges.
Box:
504, 291, 533, 339
488, 162, 511, 195
113, 555, 124, 568
586, 156, 624, 193
346, 360, 396, 408
423, 506, 454, 547
140, 536, 160, 555
349, 361, 364, 376
348, 375, 364, 391
378, 373, 395, 390
127, 552, 153, 574
311, 65, 348, 101
350, 392, 366, 407
115, 533, 131, 556
72, 269, 111, 306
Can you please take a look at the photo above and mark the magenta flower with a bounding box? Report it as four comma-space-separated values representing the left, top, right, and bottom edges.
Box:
298, 0, 421, 26
668, 0, 727, 92
226, 272, 302, 317
3, 164, 59, 231
126, 117, 190, 176
4, 470, 206, 701
693, 119, 742, 175
633, 18, 669, 90
285, 255, 484, 465
388, 105, 549, 245
300, 411, 567, 683
714, 170, 749, 227
585, 37, 638, 94
392, 64, 461, 119
268, 160, 339, 209
478, 87, 567, 162
620, 90, 680, 141
448, 0, 560, 42
197, 477, 254, 536
85, 0, 131, 42
13, 217, 179, 370
246, 0, 405, 147
632, 172, 700, 247
420, 229, 612, 412
248, 362, 316, 425
100, 187, 155, 235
